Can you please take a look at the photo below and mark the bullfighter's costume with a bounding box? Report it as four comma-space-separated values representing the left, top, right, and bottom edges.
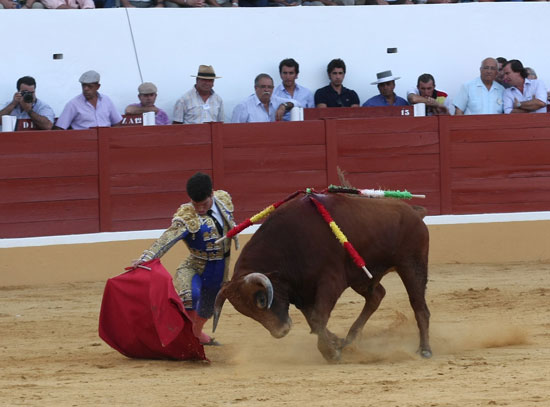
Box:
139, 190, 238, 319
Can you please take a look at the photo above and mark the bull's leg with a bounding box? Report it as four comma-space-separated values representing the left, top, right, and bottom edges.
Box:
344, 283, 386, 346
397, 261, 432, 358
301, 287, 345, 362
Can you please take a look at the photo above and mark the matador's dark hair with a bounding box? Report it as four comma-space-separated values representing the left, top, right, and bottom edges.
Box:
186, 172, 213, 202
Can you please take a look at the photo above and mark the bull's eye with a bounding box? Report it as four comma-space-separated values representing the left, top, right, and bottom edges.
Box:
255, 291, 268, 309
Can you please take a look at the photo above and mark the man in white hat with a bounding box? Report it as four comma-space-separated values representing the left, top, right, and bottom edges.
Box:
125, 82, 170, 125
55, 70, 122, 130
363, 70, 408, 107
173, 65, 225, 124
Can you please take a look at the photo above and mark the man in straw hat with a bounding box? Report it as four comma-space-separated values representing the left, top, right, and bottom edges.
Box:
125, 82, 170, 125
173, 65, 225, 124
363, 70, 408, 107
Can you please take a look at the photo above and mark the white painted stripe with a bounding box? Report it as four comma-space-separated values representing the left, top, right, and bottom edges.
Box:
1, 212, 549, 249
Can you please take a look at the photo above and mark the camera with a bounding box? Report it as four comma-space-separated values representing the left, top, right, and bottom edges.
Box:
21, 90, 34, 104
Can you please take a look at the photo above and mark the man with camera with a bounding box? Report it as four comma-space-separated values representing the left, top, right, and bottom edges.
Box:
0, 76, 55, 130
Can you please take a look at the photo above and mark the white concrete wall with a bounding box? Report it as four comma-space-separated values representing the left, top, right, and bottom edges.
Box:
1, 3, 548, 123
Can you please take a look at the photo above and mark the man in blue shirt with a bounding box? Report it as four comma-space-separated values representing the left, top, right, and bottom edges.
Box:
0, 76, 55, 130
314, 58, 360, 108
363, 70, 408, 107
454, 57, 504, 115
273, 58, 314, 121
232, 73, 296, 123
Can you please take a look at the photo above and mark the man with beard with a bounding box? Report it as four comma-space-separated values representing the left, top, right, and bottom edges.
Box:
231, 73, 296, 123
55, 70, 122, 130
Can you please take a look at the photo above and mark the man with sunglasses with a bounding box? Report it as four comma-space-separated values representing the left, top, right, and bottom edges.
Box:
0, 76, 55, 130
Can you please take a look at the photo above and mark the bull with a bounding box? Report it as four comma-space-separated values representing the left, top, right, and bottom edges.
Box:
213, 192, 431, 362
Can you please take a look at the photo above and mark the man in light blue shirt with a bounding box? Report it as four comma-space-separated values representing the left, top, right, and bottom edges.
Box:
273, 58, 314, 121
231, 73, 297, 123
502, 59, 547, 114
454, 57, 504, 115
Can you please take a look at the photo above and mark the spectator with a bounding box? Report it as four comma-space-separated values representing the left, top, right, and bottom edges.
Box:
120, 0, 164, 7
496, 57, 510, 89
363, 70, 408, 107
231, 73, 296, 123
314, 59, 360, 108
125, 82, 170, 125
207, 0, 238, 6
273, 58, 315, 121
1, 0, 44, 7
55, 70, 122, 130
37, 0, 94, 7
454, 57, 504, 115
0, 76, 55, 130
165, 0, 204, 7
173, 65, 225, 124
502, 59, 547, 114
525, 67, 537, 80
407, 73, 452, 115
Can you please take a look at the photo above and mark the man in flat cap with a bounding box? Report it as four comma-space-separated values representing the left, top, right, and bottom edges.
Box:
173, 65, 225, 124
55, 70, 122, 130
363, 70, 408, 107
125, 82, 170, 125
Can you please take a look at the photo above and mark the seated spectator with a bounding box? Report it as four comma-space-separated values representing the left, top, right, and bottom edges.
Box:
525, 67, 537, 80
173, 65, 225, 124
165, 0, 204, 7
407, 73, 452, 115
37, 0, 94, 7
274, 58, 314, 120
121, 0, 164, 6
206, 0, 238, 5
231, 73, 297, 123
363, 70, 408, 107
315, 59, 360, 108
55, 70, 122, 130
496, 57, 511, 89
0, 0, 44, 7
125, 82, 170, 125
502, 59, 547, 114
0, 76, 55, 130
454, 57, 504, 115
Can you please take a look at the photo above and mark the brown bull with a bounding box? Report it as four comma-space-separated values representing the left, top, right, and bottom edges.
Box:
213, 192, 431, 362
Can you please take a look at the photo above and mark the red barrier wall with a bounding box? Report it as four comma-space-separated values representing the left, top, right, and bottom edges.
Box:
1, 113, 550, 238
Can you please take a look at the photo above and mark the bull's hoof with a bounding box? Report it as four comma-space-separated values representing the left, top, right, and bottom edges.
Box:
322, 347, 342, 363
419, 349, 432, 359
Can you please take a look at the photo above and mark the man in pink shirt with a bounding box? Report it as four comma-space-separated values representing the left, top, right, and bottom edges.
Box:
55, 70, 122, 130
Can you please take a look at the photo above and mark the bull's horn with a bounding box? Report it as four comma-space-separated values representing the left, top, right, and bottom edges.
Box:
244, 273, 274, 309
212, 290, 227, 333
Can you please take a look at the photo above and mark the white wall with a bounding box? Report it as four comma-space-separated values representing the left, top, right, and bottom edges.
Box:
1, 3, 548, 123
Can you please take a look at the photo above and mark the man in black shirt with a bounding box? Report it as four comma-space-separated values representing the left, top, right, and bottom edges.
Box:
314, 58, 360, 108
